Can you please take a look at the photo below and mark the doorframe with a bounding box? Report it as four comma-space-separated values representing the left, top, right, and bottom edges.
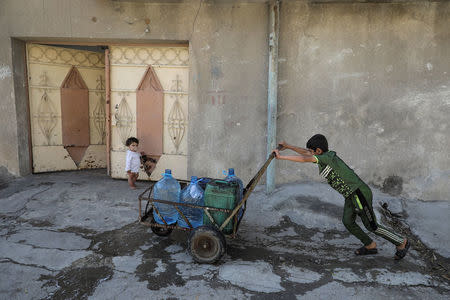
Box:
26, 41, 188, 47
11, 39, 33, 175
105, 48, 111, 175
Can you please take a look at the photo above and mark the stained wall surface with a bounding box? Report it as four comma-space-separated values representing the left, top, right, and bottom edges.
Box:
277, 2, 450, 200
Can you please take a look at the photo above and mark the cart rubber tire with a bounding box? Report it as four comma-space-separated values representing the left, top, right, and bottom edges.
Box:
188, 225, 226, 264
150, 216, 173, 237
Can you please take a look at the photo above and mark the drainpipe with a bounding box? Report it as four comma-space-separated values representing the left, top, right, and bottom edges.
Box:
266, 0, 280, 194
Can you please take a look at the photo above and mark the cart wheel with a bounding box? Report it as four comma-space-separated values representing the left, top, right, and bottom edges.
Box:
150, 216, 173, 237
188, 225, 226, 264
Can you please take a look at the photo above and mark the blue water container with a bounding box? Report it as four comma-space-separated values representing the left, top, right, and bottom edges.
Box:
178, 176, 204, 228
152, 169, 180, 225
225, 168, 244, 219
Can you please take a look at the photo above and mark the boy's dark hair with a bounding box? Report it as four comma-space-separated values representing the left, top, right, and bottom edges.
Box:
125, 137, 139, 146
306, 134, 328, 152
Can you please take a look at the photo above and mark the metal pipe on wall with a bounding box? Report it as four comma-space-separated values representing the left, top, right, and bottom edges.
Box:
266, 0, 280, 194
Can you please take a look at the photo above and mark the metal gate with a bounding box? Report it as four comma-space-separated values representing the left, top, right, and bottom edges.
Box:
27, 44, 106, 172
109, 45, 189, 180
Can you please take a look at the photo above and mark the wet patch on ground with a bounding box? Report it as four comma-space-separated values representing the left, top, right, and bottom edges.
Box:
304, 197, 342, 219
40, 254, 113, 300
37, 182, 55, 187
23, 219, 54, 228
60, 226, 97, 236
88, 222, 153, 257
264, 215, 323, 241
135, 233, 188, 290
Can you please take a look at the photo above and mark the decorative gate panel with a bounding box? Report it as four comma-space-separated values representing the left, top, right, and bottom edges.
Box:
109, 45, 189, 180
61, 66, 90, 166
136, 66, 164, 159
27, 44, 106, 172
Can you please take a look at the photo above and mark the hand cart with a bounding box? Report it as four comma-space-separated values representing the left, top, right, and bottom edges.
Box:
138, 148, 279, 264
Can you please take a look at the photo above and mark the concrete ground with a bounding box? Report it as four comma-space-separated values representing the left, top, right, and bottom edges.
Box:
0, 169, 449, 299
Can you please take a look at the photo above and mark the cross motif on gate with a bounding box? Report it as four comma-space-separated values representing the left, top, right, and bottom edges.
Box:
39, 71, 49, 87
170, 75, 183, 92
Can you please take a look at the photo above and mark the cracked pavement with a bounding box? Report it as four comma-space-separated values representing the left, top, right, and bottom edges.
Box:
0, 169, 449, 299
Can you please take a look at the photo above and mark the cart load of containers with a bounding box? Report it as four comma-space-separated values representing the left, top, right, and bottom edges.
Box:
152, 168, 244, 233
141, 148, 279, 263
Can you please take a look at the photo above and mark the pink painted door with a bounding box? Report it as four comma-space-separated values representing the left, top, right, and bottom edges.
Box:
136, 66, 164, 175
60, 66, 90, 166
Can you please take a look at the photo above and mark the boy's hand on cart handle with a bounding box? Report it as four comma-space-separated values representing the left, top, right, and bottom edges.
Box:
272, 149, 281, 159
278, 141, 288, 151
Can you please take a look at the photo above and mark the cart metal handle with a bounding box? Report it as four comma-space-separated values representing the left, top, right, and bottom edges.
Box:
219, 145, 282, 231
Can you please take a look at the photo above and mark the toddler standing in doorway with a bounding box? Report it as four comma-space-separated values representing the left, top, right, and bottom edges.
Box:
125, 137, 141, 189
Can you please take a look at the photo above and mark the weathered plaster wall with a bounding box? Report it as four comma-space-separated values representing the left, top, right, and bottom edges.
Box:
11, 39, 31, 176
188, 3, 268, 181
0, 9, 20, 179
277, 2, 450, 200
0, 0, 449, 200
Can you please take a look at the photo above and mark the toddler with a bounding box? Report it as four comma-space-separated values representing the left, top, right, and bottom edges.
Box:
125, 137, 141, 189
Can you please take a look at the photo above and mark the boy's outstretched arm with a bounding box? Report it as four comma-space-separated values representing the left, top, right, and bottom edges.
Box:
272, 149, 317, 163
278, 141, 313, 156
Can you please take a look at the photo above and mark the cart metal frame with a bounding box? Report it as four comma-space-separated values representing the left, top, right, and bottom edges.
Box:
138, 179, 246, 238
137, 148, 279, 263
138, 150, 276, 236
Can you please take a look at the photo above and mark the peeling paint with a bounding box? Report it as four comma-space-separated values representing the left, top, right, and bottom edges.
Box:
0, 64, 12, 80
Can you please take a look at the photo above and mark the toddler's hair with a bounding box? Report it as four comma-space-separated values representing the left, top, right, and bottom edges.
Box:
306, 134, 328, 152
125, 137, 139, 146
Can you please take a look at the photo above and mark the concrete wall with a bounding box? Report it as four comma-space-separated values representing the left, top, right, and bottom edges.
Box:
0, 8, 20, 181
0, 0, 449, 200
11, 39, 31, 176
277, 1, 450, 200
188, 2, 268, 181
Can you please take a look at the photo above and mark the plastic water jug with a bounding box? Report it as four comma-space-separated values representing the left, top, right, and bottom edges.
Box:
225, 168, 244, 219
178, 176, 204, 228
152, 169, 180, 225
